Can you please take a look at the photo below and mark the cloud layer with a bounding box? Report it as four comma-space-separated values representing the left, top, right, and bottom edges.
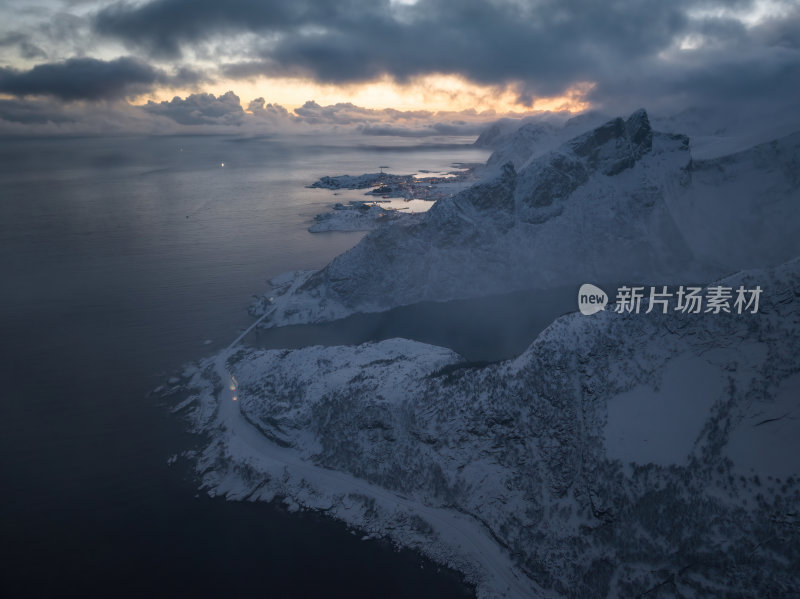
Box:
0, 0, 798, 134
0, 57, 162, 100
0, 90, 510, 137
88, 0, 800, 110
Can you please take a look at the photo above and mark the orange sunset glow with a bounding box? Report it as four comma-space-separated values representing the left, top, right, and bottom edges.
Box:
139, 75, 595, 115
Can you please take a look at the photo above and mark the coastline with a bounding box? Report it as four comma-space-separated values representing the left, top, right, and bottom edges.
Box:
167, 114, 800, 597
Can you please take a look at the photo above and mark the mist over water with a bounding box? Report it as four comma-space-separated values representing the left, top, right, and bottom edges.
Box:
0, 135, 487, 598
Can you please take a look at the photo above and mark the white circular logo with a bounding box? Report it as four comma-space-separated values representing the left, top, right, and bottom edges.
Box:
578, 283, 608, 315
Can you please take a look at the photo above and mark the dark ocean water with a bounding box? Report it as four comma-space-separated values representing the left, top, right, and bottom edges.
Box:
0, 135, 488, 598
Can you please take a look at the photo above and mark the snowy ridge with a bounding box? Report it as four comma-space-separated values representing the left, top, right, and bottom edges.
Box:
175, 258, 800, 598
254, 109, 800, 328
651, 104, 800, 160
476, 110, 609, 171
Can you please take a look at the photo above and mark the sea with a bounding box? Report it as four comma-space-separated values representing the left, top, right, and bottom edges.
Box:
0, 134, 490, 598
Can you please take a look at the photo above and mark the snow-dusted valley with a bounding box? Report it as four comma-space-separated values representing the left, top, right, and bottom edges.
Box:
168, 110, 800, 598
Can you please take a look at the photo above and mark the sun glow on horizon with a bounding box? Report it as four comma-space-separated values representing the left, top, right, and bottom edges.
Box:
137, 74, 594, 116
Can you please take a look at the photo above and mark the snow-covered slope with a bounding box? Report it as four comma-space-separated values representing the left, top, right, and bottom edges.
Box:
663, 131, 800, 270
479, 104, 800, 164
652, 104, 800, 160
474, 112, 567, 149
175, 258, 800, 598
253, 109, 800, 328
477, 110, 609, 170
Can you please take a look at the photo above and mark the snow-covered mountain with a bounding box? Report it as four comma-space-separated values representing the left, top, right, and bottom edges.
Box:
175, 258, 800, 598
252, 109, 800, 328
479, 104, 800, 163
165, 106, 800, 598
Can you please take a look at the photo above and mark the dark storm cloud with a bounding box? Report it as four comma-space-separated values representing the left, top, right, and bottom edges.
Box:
96, 0, 687, 94
4, 0, 798, 134
94, 0, 334, 57
0, 57, 208, 101
0, 57, 159, 100
91, 0, 800, 109
584, 7, 800, 113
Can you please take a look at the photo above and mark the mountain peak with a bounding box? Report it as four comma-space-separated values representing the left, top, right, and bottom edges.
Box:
625, 108, 653, 147
569, 108, 653, 176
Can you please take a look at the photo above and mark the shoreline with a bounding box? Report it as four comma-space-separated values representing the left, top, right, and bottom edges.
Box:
306, 164, 483, 232
168, 346, 541, 599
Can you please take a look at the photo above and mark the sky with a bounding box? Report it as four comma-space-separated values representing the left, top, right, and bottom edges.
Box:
0, 0, 798, 136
